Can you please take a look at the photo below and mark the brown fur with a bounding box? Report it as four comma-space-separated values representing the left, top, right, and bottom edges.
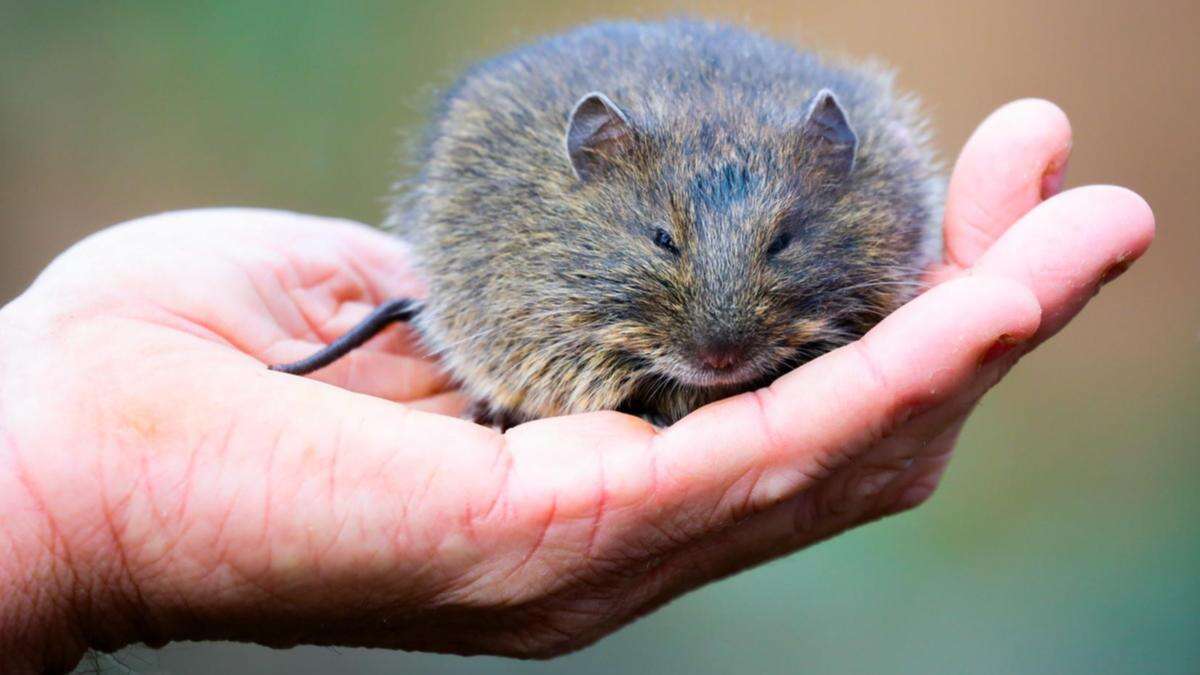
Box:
388, 20, 944, 427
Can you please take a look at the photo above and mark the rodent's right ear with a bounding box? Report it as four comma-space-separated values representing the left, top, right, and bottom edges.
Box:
565, 92, 636, 181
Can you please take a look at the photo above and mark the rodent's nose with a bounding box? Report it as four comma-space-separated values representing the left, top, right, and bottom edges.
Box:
696, 340, 744, 371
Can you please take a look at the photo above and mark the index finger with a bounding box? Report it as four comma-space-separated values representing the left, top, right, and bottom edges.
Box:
639, 275, 1040, 537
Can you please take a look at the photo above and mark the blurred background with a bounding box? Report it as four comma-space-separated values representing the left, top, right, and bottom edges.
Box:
2, 1, 1196, 673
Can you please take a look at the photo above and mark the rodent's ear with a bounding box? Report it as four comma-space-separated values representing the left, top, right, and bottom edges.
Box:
566, 92, 636, 181
799, 89, 858, 180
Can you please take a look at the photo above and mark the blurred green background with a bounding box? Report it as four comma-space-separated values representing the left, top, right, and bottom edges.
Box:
2, 1, 1197, 673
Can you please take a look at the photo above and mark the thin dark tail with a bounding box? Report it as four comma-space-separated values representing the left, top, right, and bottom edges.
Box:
269, 298, 421, 375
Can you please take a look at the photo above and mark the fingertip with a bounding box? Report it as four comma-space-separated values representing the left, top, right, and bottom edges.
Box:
993, 98, 1072, 139
966, 183, 1156, 343
1079, 184, 1156, 250
980, 98, 1073, 164
1036, 184, 1157, 263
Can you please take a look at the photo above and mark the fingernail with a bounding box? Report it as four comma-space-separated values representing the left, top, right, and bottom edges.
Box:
980, 333, 1021, 366
1040, 153, 1070, 200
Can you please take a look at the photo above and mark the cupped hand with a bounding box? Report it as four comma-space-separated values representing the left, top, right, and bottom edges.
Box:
0, 99, 1153, 671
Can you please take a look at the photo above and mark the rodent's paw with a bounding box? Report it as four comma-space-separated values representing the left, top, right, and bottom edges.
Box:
469, 399, 526, 431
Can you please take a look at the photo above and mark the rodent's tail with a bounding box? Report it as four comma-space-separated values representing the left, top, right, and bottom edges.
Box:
268, 298, 421, 376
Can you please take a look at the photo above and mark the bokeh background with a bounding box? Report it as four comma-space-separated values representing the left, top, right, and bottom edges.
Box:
2, 1, 1196, 673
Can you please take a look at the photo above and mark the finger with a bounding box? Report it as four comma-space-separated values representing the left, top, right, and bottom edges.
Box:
214, 208, 427, 304
970, 184, 1155, 344
253, 213, 429, 355
646, 275, 1040, 539
86, 209, 430, 365
942, 99, 1073, 271
655, 414, 970, 593
317, 217, 429, 303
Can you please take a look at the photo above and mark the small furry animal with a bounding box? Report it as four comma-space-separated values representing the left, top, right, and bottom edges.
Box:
274, 20, 944, 428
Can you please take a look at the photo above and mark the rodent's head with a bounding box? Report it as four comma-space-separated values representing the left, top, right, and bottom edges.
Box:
552, 88, 933, 403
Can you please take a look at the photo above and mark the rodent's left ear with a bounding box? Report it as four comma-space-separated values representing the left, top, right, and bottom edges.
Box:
798, 89, 858, 180
565, 92, 636, 181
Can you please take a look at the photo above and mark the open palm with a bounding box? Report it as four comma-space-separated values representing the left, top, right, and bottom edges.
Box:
0, 100, 1153, 668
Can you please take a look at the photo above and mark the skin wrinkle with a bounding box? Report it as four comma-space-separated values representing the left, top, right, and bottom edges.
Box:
361, 416, 421, 553
841, 338, 927, 447
207, 415, 311, 623
71, 391, 150, 650
639, 500, 709, 558
152, 427, 215, 639
257, 424, 281, 591
616, 437, 710, 558
248, 260, 324, 351
789, 487, 821, 536
309, 418, 352, 581
805, 445, 842, 483
357, 411, 431, 580
854, 439, 936, 516
163, 419, 209, 555
748, 386, 783, 459
747, 463, 823, 525
336, 239, 392, 307
836, 358, 1002, 515
394, 431, 507, 602
132, 420, 183, 555
98, 463, 153, 648
114, 299, 240, 352
285, 257, 345, 311
847, 338, 893, 399
487, 504, 609, 598
641, 435, 661, 514
4, 428, 89, 660
503, 493, 557, 595
478, 433, 515, 525
578, 522, 766, 646
290, 259, 382, 347
864, 453, 945, 519
128, 307, 261, 376
583, 448, 607, 559
707, 462, 766, 530
943, 191, 994, 270
289, 285, 346, 347
200, 451, 242, 603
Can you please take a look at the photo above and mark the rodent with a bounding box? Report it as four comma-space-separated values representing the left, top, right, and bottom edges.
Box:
274, 19, 944, 429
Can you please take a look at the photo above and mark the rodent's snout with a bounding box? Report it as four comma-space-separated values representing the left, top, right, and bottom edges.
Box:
669, 331, 767, 388
693, 338, 745, 372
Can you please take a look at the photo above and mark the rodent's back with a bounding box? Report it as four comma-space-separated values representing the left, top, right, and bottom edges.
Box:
395, 20, 943, 425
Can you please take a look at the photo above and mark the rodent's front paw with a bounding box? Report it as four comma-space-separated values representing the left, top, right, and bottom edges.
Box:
468, 399, 525, 431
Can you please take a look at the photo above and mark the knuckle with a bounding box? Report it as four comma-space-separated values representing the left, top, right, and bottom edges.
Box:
847, 341, 915, 441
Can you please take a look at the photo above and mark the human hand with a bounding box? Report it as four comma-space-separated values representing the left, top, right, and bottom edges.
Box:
0, 99, 1153, 671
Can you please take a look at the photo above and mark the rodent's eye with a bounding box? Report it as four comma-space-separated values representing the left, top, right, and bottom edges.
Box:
653, 228, 680, 255
766, 231, 792, 256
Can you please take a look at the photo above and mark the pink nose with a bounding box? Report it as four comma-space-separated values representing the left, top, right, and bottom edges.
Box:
697, 343, 743, 371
